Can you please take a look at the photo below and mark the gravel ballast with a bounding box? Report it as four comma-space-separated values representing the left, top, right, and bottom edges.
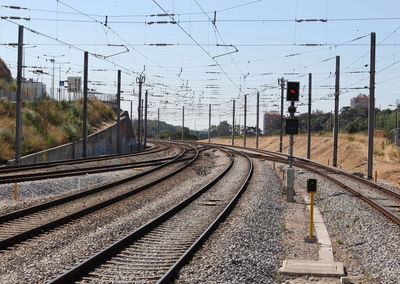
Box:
176, 159, 285, 283
294, 168, 400, 283
0, 147, 182, 214
0, 149, 229, 283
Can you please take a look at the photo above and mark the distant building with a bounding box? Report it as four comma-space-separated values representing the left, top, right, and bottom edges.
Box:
68, 77, 81, 92
22, 79, 47, 101
0, 78, 47, 102
263, 111, 281, 135
351, 94, 368, 109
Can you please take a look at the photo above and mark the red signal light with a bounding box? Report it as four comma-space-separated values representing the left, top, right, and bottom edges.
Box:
287, 81, 300, 101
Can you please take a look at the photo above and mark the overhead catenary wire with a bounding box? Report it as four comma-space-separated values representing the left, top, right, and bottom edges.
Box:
3, 1, 399, 128
152, 0, 241, 92
56, 0, 185, 83
1, 18, 190, 99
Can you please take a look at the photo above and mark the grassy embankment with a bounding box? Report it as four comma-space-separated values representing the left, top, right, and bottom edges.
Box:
0, 98, 114, 163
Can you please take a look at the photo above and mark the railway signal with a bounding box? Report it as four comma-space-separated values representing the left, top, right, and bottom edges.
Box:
305, 179, 317, 243
285, 119, 299, 135
286, 81, 300, 101
285, 81, 300, 203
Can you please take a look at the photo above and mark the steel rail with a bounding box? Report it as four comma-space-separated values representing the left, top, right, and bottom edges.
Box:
0, 147, 189, 224
293, 162, 400, 226
158, 149, 253, 283
0, 142, 168, 174
211, 144, 400, 226
0, 147, 202, 249
0, 154, 182, 185
293, 157, 400, 200
191, 141, 400, 200
189, 142, 400, 226
47, 147, 253, 284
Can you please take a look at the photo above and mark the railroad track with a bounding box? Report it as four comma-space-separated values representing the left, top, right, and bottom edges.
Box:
0, 153, 183, 185
0, 142, 169, 175
190, 141, 400, 226
0, 145, 201, 249
47, 147, 253, 284
291, 161, 400, 226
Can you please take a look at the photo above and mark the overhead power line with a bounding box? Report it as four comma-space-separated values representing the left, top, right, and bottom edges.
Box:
56, 0, 186, 84
13, 16, 400, 24
152, 0, 241, 92
0, 1, 263, 18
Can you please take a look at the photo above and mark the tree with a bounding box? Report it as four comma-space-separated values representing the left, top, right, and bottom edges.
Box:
217, 121, 231, 136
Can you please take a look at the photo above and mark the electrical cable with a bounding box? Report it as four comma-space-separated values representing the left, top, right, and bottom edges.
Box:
152, 0, 240, 92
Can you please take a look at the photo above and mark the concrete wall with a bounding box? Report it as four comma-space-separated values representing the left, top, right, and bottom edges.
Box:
8, 111, 135, 165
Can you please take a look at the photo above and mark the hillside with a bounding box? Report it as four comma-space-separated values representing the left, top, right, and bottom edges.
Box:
203, 133, 400, 188
0, 98, 114, 163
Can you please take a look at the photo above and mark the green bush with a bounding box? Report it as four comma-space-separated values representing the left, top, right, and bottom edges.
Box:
0, 126, 14, 143
61, 123, 79, 140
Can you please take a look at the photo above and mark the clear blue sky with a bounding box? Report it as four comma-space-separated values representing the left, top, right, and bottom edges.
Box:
1, 0, 399, 130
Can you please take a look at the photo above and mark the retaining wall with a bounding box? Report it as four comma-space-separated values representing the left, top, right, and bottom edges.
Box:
8, 111, 135, 165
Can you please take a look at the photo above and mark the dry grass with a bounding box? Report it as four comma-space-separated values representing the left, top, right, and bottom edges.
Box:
203, 133, 400, 188
0, 98, 114, 163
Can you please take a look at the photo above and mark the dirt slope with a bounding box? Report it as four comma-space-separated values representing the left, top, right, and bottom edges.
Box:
202, 133, 400, 188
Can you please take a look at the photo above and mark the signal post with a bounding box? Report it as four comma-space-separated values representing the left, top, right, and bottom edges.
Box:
285, 81, 300, 203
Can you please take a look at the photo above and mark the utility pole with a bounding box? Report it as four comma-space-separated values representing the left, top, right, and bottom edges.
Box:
333, 56, 340, 167
157, 108, 160, 139
208, 104, 211, 143
57, 62, 69, 101
82, 51, 88, 158
44, 54, 64, 99
244, 94, 247, 147
136, 75, 145, 149
307, 73, 312, 160
58, 65, 61, 100
256, 91, 260, 149
278, 77, 285, 152
15, 25, 23, 165
367, 32, 376, 179
51, 59, 55, 99
116, 70, 121, 154
130, 101, 133, 121
396, 103, 399, 146
144, 90, 148, 148
141, 98, 144, 145
182, 106, 184, 141
232, 100, 235, 146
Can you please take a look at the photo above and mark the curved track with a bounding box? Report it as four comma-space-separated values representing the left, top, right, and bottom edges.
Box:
0, 146, 201, 249
0, 153, 182, 185
0, 142, 169, 175
47, 147, 253, 284
190, 141, 400, 226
